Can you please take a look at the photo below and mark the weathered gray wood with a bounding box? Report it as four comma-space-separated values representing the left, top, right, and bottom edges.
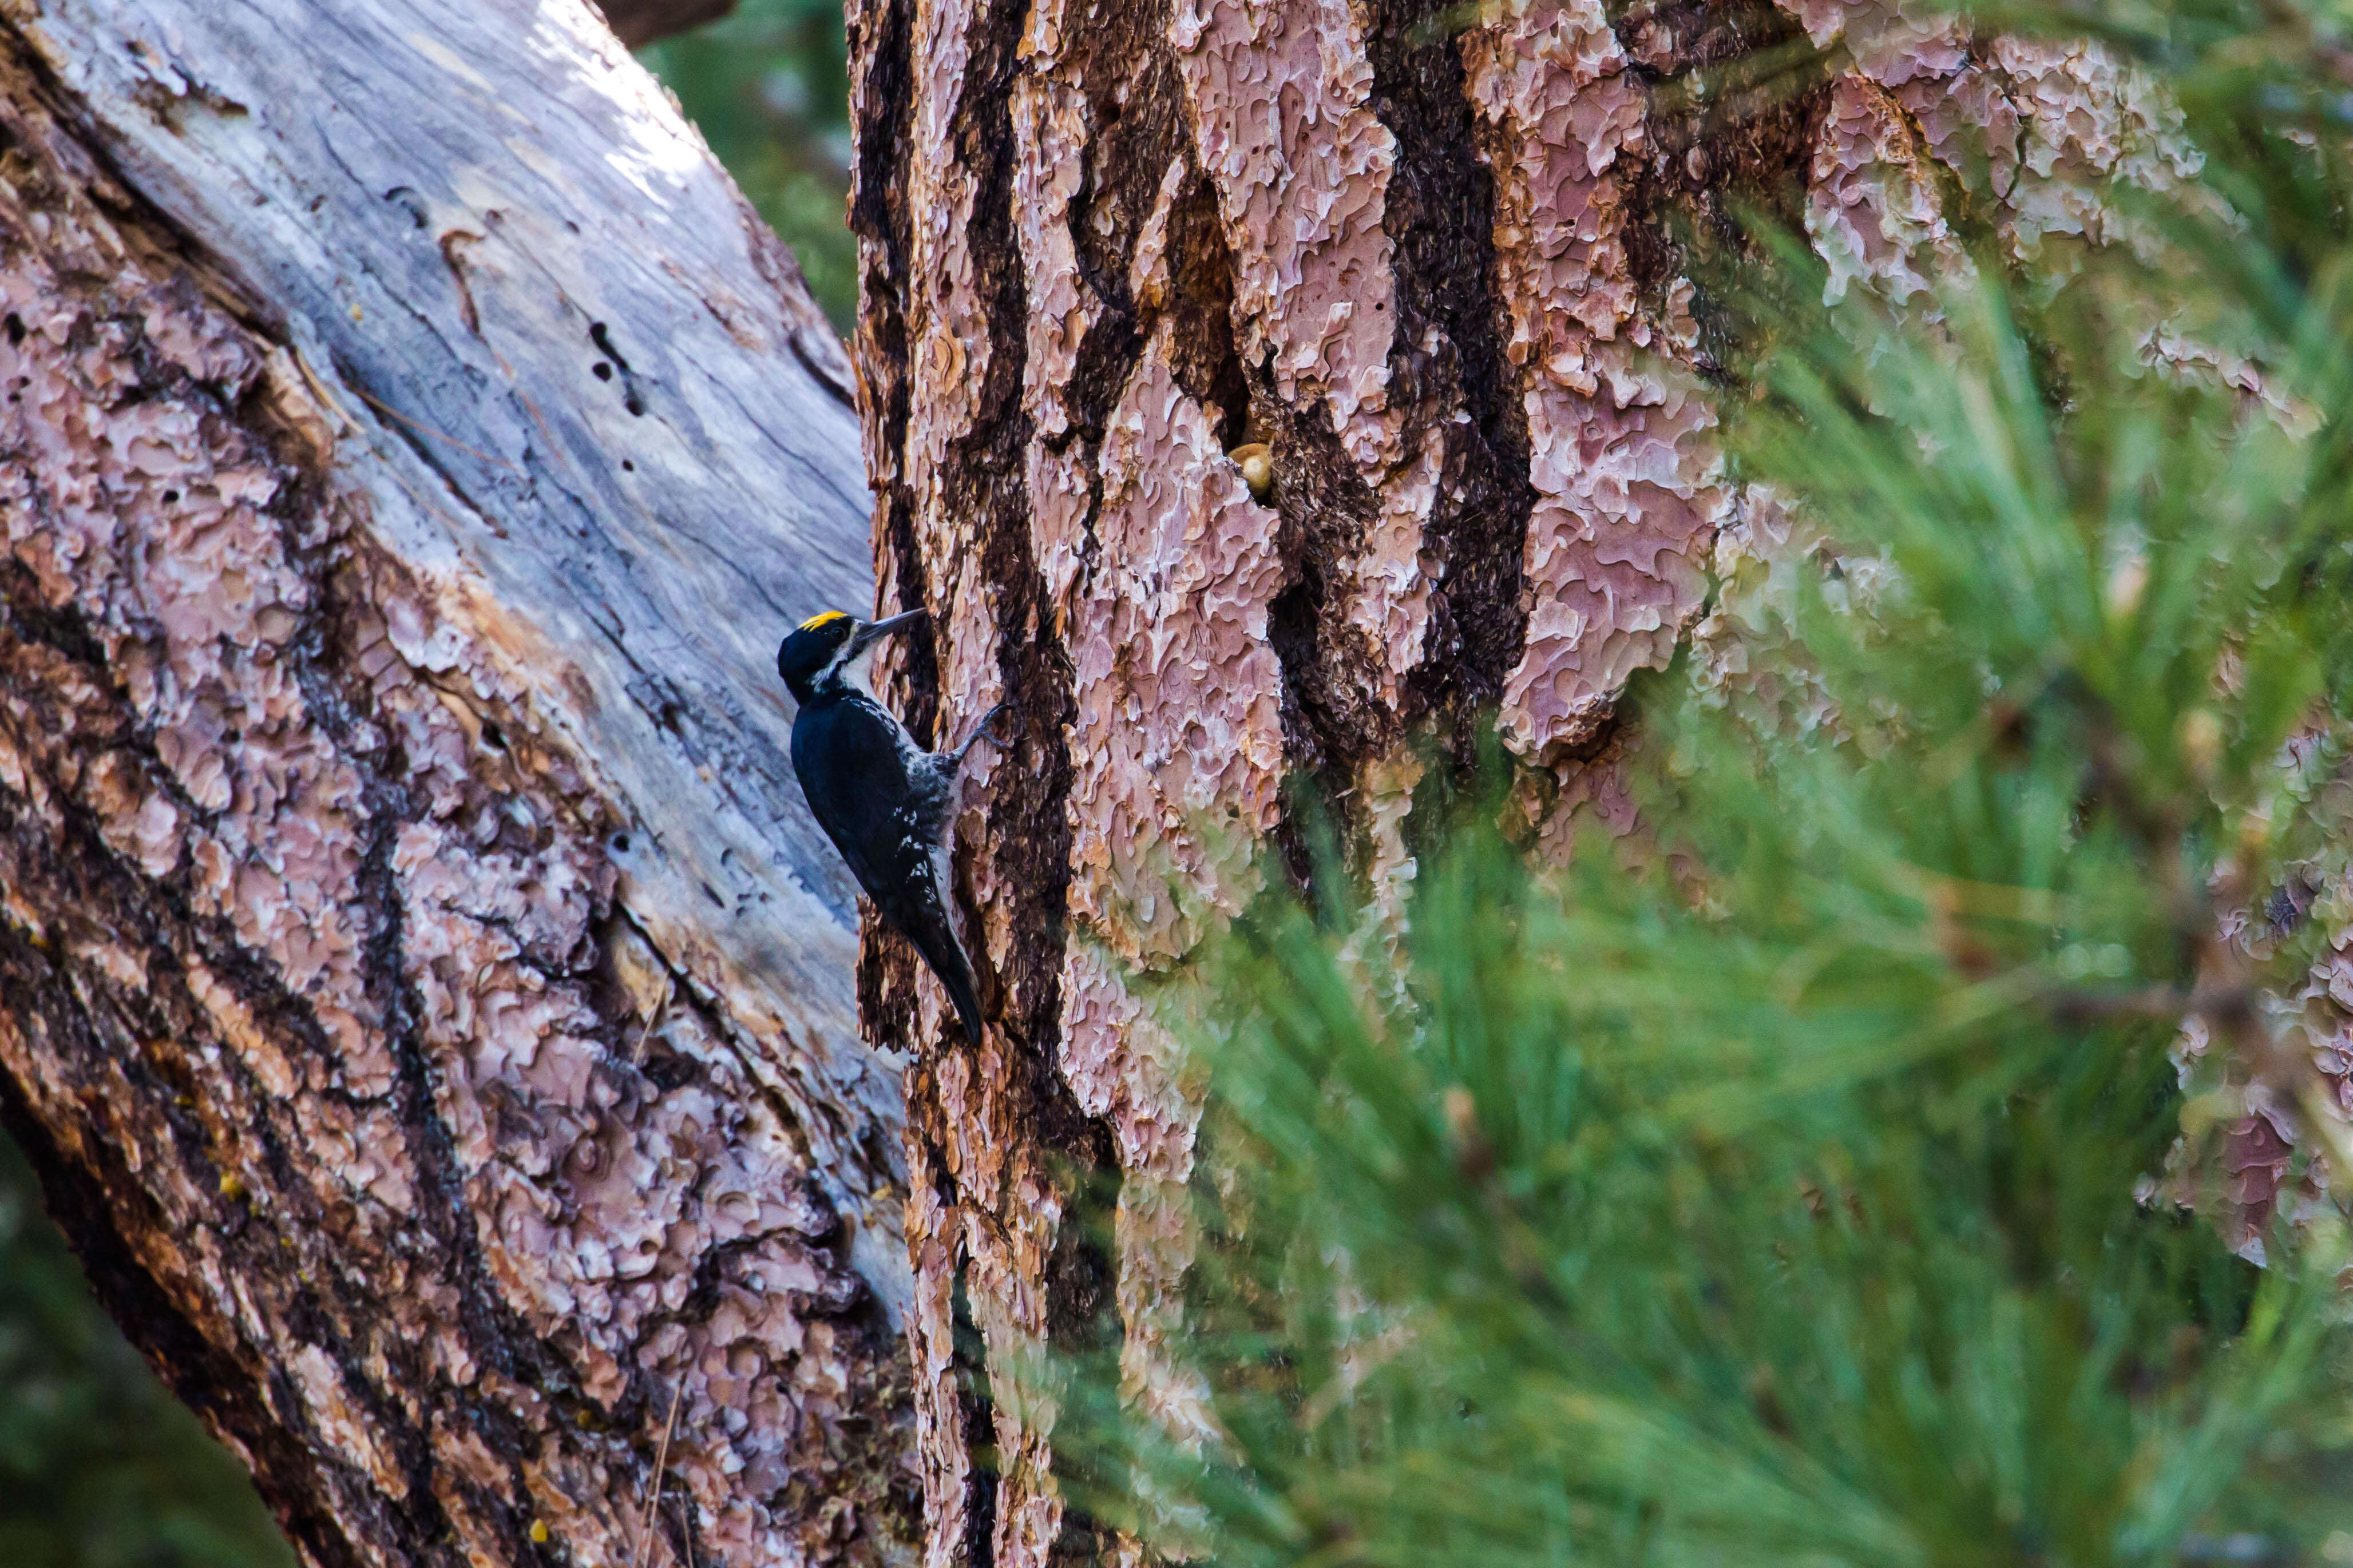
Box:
0, 2, 917, 1565
14, 0, 900, 1249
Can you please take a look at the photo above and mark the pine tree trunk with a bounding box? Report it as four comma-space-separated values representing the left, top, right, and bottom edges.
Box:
845, 0, 2216, 1562
0, 2, 920, 1565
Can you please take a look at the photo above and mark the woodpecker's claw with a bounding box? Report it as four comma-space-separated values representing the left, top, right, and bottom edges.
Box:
953, 701, 1015, 764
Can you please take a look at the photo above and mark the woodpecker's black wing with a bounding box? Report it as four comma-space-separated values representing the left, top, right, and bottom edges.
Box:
791, 690, 985, 1042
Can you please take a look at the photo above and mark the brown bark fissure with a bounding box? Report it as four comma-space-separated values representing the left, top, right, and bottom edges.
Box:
0, 9, 919, 1566
1368, 1, 1536, 752
848, 0, 993, 1558
851, 0, 1133, 1555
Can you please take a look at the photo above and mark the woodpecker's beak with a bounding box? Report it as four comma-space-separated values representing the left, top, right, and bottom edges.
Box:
847, 607, 927, 658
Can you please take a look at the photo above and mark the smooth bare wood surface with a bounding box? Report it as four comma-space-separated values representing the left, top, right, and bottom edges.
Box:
0, 2, 917, 1565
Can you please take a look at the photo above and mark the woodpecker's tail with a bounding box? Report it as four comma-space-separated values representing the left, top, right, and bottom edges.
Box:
911, 924, 987, 1045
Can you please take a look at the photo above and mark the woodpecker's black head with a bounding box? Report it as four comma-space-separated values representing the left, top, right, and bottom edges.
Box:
777, 608, 926, 703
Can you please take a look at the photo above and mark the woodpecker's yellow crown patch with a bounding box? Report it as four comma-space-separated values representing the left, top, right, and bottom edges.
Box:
799, 610, 851, 632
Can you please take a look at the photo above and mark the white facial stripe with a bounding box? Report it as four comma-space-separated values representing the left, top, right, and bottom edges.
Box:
835, 632, 877, 690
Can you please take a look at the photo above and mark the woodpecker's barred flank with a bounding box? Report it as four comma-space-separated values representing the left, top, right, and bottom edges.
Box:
778, 607, 1008, 1043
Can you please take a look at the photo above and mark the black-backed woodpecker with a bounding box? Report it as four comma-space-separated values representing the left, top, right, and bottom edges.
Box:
779, 608, 1007, 1043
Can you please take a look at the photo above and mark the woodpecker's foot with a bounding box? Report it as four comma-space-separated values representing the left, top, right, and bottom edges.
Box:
953, 702, 1015, 765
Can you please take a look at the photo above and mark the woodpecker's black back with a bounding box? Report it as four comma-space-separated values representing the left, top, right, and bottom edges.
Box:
782, 610, 987, 1043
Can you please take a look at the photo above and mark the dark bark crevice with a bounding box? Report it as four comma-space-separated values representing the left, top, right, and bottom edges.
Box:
1158, 169, 1253, 451
1057, 4, 1186, 443
1258, 386, 1389, 799
1366, 0, 1538, 751
949, 1255, 1001, 1568
850, 0, 1139, 1554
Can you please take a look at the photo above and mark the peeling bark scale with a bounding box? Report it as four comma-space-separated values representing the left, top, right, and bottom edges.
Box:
846, 0, 2332, 1563
0, 1, 925, 1565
